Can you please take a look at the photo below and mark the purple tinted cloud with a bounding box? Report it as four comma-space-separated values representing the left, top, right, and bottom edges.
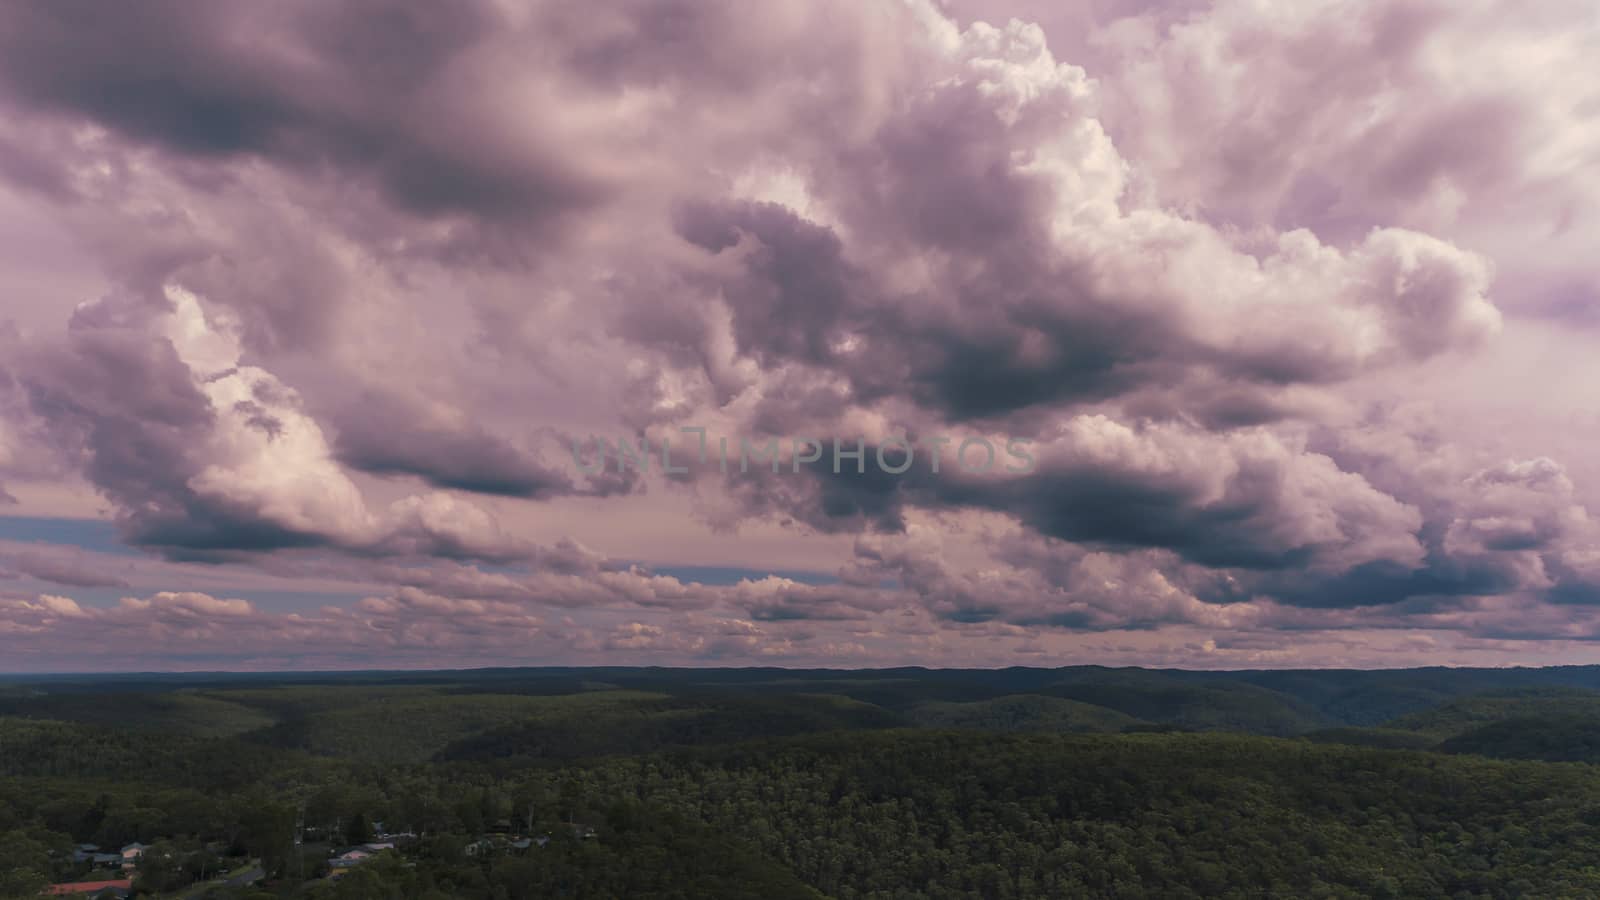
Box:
0, 0, 1595, 669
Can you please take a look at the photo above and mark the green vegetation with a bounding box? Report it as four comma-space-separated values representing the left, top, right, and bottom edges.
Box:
556, 731, 1600, 899
243, 689, 671, 763
1382, 687, 1600, 740
1437, 714, 1600, 762
1044, 672, 1331, 735
438, 691, 899, 764
0, 690, 276, 737
7, 665, 1600, 897
1301, 727, 1438, 751
904, 694, 1143, 733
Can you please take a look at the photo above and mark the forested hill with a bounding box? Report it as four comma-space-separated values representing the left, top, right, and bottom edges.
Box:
8, 665, 1600, 897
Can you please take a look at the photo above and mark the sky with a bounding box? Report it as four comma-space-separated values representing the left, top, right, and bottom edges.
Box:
1, 0, 1599, 672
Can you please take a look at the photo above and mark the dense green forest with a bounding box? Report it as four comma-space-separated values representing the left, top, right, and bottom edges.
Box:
9, 665, 1600, 897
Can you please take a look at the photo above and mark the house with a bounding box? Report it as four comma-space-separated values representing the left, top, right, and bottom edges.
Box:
361, 841, 395, 852
70, 845, 118, 866
44, 879, 133, 898
118, 843, 146, 862
329, 847, 373, 868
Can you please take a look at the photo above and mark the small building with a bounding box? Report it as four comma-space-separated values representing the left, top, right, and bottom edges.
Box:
329, 847, 373, 868
118, 843, 147, 862
70, 845, 117, 865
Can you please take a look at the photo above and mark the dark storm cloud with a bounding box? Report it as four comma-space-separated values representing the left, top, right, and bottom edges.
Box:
1227, 559, 1513, 611
0, 0, 609, 225
670, 195, 1180, 426
712, 421, 1424, 585
332, 391, 579, 499
671, 170, 1495, 432
674, 202, 866, 368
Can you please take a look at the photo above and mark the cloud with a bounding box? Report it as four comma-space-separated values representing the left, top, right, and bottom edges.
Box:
33, 593, 86, 618
0, 1, 611, 227
0, 0, 1593, 668
12, 286, 536, 564
1088, 0, 1600, 319
585, 14, 1503, 606
3, 549, 129, 588
330, 389, 639, 500
649, 23, 1499, 428
331, 390, 576, 498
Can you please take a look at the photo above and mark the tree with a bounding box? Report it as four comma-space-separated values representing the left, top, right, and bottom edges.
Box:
346, 812, 373, 846
0, 830, 50, 899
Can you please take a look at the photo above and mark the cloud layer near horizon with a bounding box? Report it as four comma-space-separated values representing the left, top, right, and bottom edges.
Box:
2, 0, 1599, 670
